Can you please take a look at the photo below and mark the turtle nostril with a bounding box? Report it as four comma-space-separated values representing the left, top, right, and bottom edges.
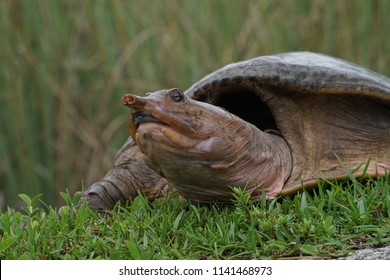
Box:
123, 94, 146, 108
122, 95, 135, 105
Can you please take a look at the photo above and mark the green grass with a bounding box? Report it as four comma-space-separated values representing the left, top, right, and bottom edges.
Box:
1, 0, 390, 208
1, 175, 389, 260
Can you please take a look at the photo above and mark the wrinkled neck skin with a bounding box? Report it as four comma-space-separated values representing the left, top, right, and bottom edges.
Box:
124, 89, 292, 203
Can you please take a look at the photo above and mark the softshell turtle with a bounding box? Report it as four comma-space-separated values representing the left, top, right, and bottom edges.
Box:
76, 52, 390, 211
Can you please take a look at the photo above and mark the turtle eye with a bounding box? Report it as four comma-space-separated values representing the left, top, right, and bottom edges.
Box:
168, 89, 185, 102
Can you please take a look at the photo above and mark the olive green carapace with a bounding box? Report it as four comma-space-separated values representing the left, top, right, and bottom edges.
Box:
75, 52, 390, 211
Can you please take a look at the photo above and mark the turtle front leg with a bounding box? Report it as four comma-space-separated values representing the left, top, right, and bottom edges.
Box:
75, 137, 167, 211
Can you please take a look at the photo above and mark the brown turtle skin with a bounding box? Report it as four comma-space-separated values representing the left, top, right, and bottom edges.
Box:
75, 52, 390, 211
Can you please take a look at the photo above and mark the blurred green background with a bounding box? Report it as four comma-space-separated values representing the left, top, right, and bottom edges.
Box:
1, 0, 389, 209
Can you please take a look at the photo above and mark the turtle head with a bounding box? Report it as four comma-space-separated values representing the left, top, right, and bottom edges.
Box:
122, 88, 243, 163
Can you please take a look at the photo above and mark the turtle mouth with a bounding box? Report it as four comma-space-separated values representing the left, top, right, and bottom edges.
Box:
132, 111, 165, 128
131, 110, 203, 149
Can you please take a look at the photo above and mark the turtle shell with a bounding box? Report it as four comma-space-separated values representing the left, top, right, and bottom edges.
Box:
185, 52, 390, 195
